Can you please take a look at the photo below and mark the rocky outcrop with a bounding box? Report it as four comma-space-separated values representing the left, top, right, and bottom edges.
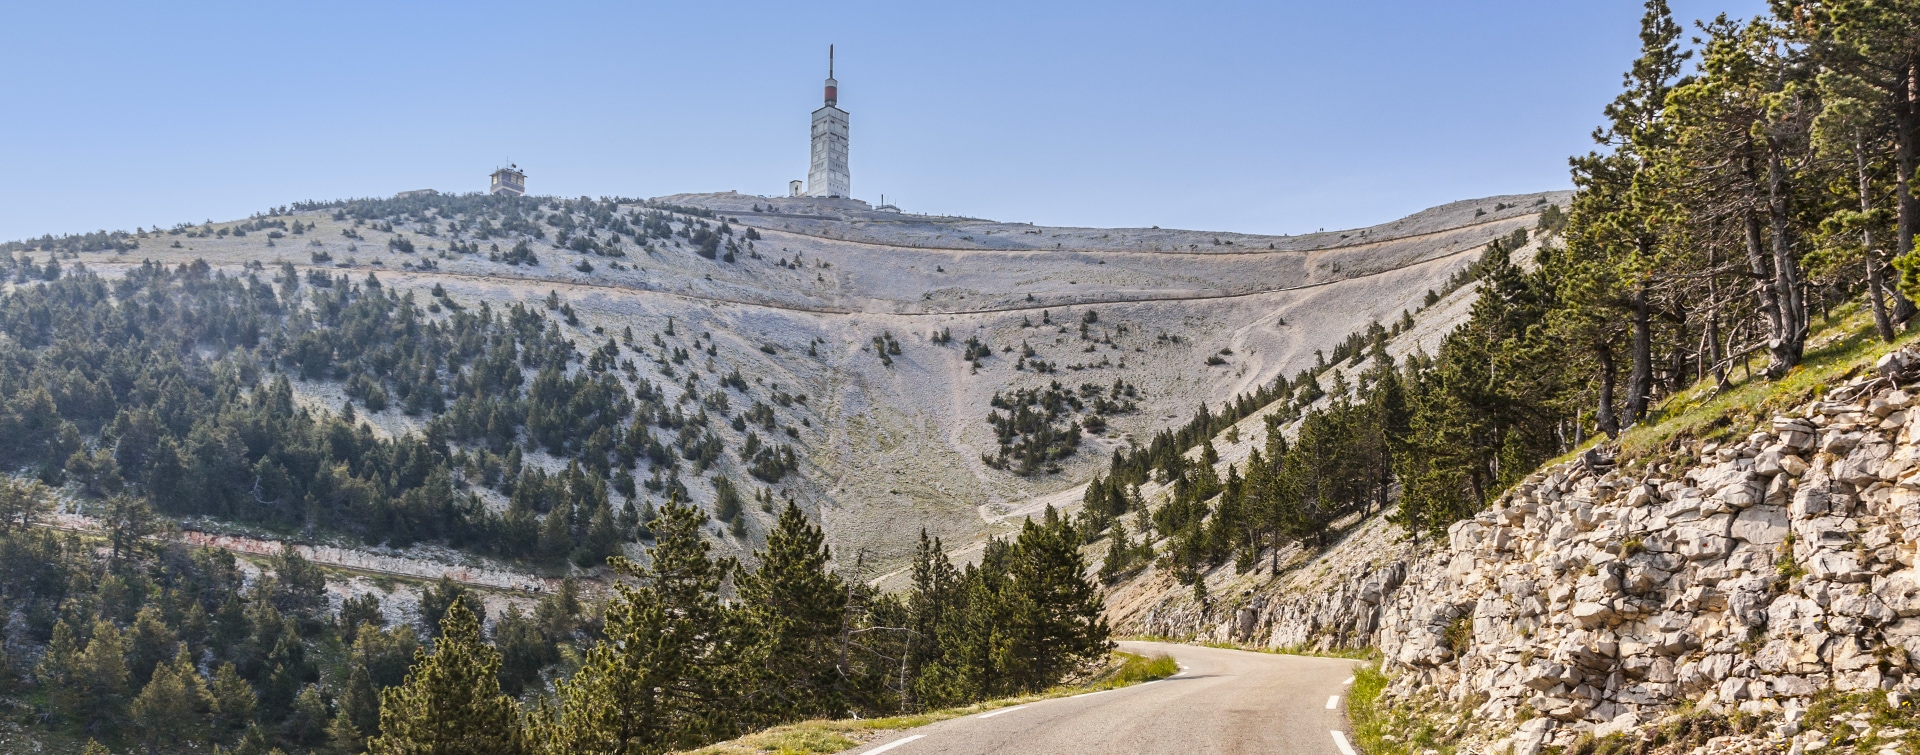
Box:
1106, 511, 1410, 652
1108, 347, 1920, 753
1370, 352, 1920, 753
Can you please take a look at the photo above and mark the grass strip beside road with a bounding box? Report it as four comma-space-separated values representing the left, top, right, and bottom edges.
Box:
1346, 663, 1394, 753
682, 651, 1178, 755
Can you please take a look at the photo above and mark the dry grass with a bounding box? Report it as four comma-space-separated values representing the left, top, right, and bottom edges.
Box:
1620, 301, 1916, 463
1529, 300, 1915, 476
1346, 662, 1474, 755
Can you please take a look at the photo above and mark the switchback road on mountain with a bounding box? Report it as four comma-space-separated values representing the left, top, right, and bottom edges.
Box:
847, 641, 1362, 755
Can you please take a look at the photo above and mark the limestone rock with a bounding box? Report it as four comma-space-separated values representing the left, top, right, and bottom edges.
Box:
1879, 571, 1920, 617
1731, 505, 1788, 546
1110, 344, 1920, 755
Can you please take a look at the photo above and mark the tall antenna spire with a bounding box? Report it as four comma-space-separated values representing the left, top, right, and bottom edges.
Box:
823, 45, 838, 107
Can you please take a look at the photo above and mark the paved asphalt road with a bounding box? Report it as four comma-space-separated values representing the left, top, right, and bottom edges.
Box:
847, 641, 1362, 755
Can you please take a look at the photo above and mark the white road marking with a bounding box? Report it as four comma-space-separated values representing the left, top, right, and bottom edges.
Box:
864, 734, 925, 754
978, 705, 1028, 719
1342, 676, 1355, 685
1073, 688, 1116, 699
1326, 695, 1341, 709
1331, 730, 1357, 755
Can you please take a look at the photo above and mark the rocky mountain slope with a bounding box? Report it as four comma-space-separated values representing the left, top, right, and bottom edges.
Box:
1104, 328, 1920, 754
58, 189, 1563, 569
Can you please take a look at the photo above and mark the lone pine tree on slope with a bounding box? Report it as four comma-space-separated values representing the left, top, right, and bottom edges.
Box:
369, 601, 525, 755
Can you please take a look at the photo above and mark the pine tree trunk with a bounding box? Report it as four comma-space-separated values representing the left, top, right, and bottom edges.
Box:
1765, 145, 1807, 378
1860, 132, 1897, 342
1740, 187, 1789, 374
1706, 303, 1728, 391
1705, 246, 1729, 390
1625, 286, 1653, 424
1595, 341, 1620, 438
1892, 61, 1920, 324
1666, 306, 1688, 396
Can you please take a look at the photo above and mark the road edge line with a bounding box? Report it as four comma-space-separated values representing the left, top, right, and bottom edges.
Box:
864, 734, 926, 754
978, 705, 1028, 719
1331, 730, 1357, 755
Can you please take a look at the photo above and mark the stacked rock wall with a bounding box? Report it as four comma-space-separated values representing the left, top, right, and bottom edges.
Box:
1370, 355, 1920, 753
1104, 349, 1920, 752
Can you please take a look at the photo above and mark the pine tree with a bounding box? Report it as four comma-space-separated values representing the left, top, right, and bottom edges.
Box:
535, 496, 745, 754
737, 501, 847, 722
127, 605, 176, 687
1395, 243, 1560, 540
0, 478, 47, 531
1785, 0, 1920, 315
920, 559, 1004, 705
417, 577, 482, 638
1001, 508, 1112, 692
1248, 434, 1300, 573
905, 530, 959, 709
129, 648, 212, 750
368, 601, 525, 755
1098, 519, 1138, 583
270, 545, 329, 619
286, 685, 333, 746
1560, 0, 1690, 427
492, 605, 557, 697
42, 618, 133, 732
538, 498, 574, 565
340, 662, 381, 735
37, 620, 83, 724
102, 493, 159, 564
210, 662, 258, 732
327, 708, 366, 755
1659, 13, 1810, 380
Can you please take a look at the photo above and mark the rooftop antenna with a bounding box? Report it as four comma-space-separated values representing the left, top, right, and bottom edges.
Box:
830, 44, 834, 78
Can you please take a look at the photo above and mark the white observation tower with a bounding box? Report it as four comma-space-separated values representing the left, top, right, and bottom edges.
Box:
807, 46, 850, 199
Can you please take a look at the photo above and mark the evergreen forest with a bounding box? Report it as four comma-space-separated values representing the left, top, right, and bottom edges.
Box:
1080, 0, 1920, 598
2, 481, 1108, 754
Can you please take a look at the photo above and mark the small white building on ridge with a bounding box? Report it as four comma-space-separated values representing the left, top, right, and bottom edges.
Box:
490, 164, 526, 197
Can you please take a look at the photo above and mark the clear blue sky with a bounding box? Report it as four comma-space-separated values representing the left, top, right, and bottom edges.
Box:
1, 1, 1764, 242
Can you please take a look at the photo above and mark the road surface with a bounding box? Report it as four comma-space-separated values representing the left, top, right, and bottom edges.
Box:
848, 641, 1362, 755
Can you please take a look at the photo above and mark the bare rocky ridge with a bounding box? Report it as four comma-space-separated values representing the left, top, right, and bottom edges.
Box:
1107, 345, 1920, 754
102, 189, 1564, 570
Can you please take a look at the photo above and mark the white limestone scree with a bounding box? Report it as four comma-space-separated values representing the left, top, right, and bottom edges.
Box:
807, 45, 850, 199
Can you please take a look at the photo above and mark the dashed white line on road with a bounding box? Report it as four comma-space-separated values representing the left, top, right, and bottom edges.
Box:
1073, 689, 1116, 699
978, 705, 1028, 719
1331, 730, 1357, 755
1326, 695, 1341, 709
1342, 676, 1355, 685
864, 734, 925, 754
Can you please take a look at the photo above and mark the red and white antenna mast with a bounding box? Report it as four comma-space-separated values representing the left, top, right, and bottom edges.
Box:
824, 44, 838, 106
